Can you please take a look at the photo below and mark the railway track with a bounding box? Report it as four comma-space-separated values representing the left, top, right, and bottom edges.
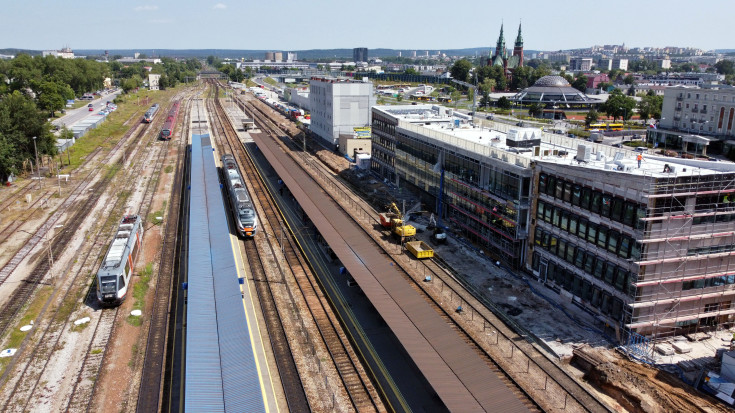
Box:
134, 95, 190, 413
211, 83, 385, 412
242, 91, 612, 412
0, 98, 181, 413
205, 87, 310, 412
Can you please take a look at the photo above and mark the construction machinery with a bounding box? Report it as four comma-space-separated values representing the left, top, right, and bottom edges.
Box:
428, 214, 447, 244
379, 202, 416, 238
406, 240, 434, 259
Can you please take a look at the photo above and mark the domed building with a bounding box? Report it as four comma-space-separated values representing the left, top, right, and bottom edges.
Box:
511, 75, 601, 110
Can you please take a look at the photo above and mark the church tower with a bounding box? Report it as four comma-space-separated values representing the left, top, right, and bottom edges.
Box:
512, 22, 524, 67
494, 23, 506, 60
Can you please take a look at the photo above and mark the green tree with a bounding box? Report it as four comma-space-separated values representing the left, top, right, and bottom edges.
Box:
623, 74, 636, 85
714, 60, 735, 76
638, 93, 664, 120
467, 87, 475, 103
528, 103, 543, 118
585, 110, 600, 127
497, 96, 511, 110
601, 89, 636, 121
36, 80, 73, 116
404, 67, 419, 75
572, 74, 588, 93
450, 59, 472, 82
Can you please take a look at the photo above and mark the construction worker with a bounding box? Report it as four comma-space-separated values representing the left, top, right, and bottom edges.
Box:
637, 153, 643, 168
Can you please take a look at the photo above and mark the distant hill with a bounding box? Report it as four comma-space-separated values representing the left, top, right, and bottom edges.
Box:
716, 49, 735, 54
74, 48, 501, 60
0, 48, 41, 56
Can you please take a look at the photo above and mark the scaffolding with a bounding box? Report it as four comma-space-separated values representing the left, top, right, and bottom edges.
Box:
624, 169, 735, 341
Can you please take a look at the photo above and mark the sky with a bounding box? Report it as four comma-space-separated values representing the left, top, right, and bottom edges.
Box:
1, 0, 733, 52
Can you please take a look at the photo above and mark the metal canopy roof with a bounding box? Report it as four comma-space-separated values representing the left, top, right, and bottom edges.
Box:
185, 135, 265, 413
253, 132, 532, 412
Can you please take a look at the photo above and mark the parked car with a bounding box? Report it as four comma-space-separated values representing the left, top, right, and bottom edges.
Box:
634, 147, 646, 152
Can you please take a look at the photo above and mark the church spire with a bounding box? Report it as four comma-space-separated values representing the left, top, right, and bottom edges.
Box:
495, 23, 506, 59
515, 22, 523, 48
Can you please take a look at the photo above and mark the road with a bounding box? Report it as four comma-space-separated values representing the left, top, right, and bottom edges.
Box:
51, 90, 122, 129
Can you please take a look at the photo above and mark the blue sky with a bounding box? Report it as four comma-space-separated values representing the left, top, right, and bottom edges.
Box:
1, 0, 732, 52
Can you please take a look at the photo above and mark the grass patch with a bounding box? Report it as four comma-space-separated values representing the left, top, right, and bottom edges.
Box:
128, 344, 139, 367
147, 208, 165, 226
0, 286, 54, 374
125, 262, 152, 326
263, 77, 278, 86
91, 348, 103, 355
164, 165, 174, 174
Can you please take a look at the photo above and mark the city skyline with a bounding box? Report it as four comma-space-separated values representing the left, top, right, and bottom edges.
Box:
1, 0, 733, 52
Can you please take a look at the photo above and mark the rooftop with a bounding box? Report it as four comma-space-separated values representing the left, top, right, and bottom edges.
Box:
376, 105, 735, 178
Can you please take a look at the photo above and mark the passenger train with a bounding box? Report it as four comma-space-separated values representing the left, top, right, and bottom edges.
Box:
221, 154, 258, 237
142, 103, 159, 123
160, 101, 181, 140
96, 215, 143, 306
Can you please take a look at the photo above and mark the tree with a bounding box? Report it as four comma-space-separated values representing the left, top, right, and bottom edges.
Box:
497, 96, 511, 110
601, 89, 636, 121
571, 74, 588, 93
638, 93, 664, 120
404, 67, 419, 75
36, 80, 73, 116
623, 74, 636, 85
450, 90, 461, 106
714, 60, 735, 76
585, 110, 600, 127
450, 59, 472, 82
467, 87, 475, 103
528, 103, 543, 118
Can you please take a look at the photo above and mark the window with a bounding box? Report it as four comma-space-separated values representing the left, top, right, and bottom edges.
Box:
118, 275, 126, 288
604, 264, 616, 285
572, 185, 582, 206
623, 202, 636, 227
547, 176, 556, 196
558, 239, 567, 259
607, 231, 619, 254
581, 187, 592, 210
591, 192, 602, 214
534, 227, 543, 245
615, 271, 627, 291
550, 235, 558, 254
601, 196, 612, 217
537, 201, 545, 220
578, 219, 588, 239
591, 287, 602, 307
552, 208, 561, 227
587, 223, 598, 244
584, 254, 595, 273
582, 280, 593, 301
569, 215, 578, 235
611, 198, 624, 222
560, 211, 569, 231
566, 243, 576, 263
544, 205, 552, 223
539, 173, 547, 194
575, 249, 585, 268
597, 227, 608, 249
593, 260, 605, 279
555, 179, 564, 199
563, 182, 573, 203
619, 236, 631, 259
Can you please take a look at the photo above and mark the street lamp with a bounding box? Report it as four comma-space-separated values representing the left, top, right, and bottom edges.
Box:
32, 136, 41, 189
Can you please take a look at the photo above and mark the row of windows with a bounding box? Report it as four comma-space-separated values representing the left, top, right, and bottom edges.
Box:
532, 253, 625, 321
682, 275, 735, 291
692, 213, 735, 225
449, 211, 521, 259
687, 244, 735, 257
538, 173, 645, 228
534, 227, 634, 296
537, 201, 642, 260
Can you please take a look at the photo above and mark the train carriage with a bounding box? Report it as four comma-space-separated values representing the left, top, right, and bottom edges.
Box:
143, 103, 159, 123
96, 215, 144, 306
221, 154, 258, 237
160, 101, 181, 140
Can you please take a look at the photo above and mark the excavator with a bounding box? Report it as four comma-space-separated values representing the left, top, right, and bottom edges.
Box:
378, 202, 416, 239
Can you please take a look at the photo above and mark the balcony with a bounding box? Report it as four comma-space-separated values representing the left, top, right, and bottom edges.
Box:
692, 108, 699, 113
701, 109, 708, 114
673, 115, 681, 121
676, 95, 684, 101
675, 106, 682, 111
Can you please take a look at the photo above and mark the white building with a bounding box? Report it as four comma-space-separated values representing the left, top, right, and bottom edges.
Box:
308, 77, 376, 149
148, 74, 161, 91
569, 57, 593, 71
659, 86, 735, 139
42, 47, 75, 59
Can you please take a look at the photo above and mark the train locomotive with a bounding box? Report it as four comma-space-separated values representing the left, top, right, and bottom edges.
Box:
160, 101, 181, 140
96, 215, 143, 306
221, 154, 258, 237
143, 103, 159, 123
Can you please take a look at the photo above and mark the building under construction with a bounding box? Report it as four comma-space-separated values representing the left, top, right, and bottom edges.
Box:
371, 104, 735, 341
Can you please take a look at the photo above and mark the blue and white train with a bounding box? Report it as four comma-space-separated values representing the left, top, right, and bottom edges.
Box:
143, 104, 159, 123
221, 154, 258, 237
96, 215, 143, 306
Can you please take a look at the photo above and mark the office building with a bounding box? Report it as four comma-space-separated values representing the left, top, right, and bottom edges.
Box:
569, 57, 593, 71
371, 104, 735, 341
309, 77, 375, 150
353, 47, 368, 63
